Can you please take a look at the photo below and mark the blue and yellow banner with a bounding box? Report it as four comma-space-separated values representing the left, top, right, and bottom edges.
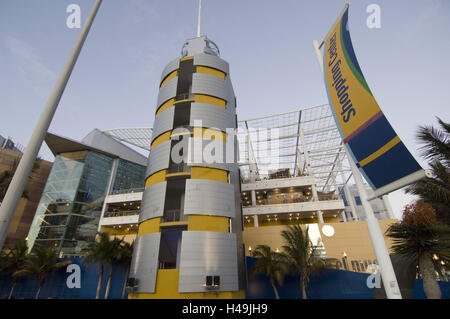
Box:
323, 6, 422, 190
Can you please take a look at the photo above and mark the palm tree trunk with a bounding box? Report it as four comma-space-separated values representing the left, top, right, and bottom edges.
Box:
419, 253, 442, 299
301, 279, 307, 299
270, 279, 280, 299
121, 264, 130, 299
96, 264, 104, 299
104, 265, 113, 299
8, 281, 16, 299
35, 284, 42, 299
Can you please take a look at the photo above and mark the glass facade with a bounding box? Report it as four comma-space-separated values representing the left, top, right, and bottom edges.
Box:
27, 151, 113, 256
111, 159, 145, 194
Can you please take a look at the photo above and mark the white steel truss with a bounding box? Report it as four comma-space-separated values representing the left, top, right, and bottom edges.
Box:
101, 104, 353, 193
237, 104, 352, 193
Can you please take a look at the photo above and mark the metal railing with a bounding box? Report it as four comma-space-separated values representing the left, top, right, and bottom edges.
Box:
110, 187, 144, 195
103, 210, 140, 218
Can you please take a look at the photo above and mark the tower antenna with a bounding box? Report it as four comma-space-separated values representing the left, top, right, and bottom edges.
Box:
197, 0, 202, 37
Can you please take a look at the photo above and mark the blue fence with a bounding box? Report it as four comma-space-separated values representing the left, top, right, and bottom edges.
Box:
0, 258, 129, 299
0, 257, 449, 299
245, 257, 450, 299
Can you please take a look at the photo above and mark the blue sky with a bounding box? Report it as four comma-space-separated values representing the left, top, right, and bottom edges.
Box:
1, 0, 449, 218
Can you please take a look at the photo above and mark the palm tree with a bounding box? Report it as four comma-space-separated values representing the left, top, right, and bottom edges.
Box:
386, 200, 450, 299
13, 246, 71, 299
119, 241, 134, 299
2, 240, 28, 299
249, 245, 288, 299
104, 237, 124, 299
84, 232, 117, 299
280, 224, 335, 299
406, 117, 450, 225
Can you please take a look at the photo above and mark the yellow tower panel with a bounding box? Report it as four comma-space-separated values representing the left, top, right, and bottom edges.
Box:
188, 215, 229, 232
190, 167, 227, 182
196, 66, 226, 79
138, 218, 162, 236
194, 94, 226, 108
151, 131, 172, 149
156, 98, 175, 116
145, 170, 167, 188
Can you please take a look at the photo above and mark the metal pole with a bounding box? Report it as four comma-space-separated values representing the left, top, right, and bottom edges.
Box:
313, 40, 401, 299
197, 0, 202, 37
0, 0, 103, 250
338, 159, 358, 221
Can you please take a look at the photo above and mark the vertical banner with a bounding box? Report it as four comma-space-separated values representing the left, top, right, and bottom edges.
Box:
323, 5, 423, 191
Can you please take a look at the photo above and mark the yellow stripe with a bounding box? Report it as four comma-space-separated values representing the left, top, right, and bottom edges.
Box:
160, 70, 178, 88
138, 218, 161, 236
180, 56, 193, 61
174, 98, 195, 104
159, 221, 188, 227
151, 131, 171, 149
156, 98, 175, 116
194, 94, 226, 108
359, 136, 401, 167
188, 215, 229, 232
145, 170, 167, 189
190, 167, 228, 182
196, 66, 226, 79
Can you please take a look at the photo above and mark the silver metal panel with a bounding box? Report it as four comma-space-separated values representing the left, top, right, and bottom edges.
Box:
186, 137, 235, 172
152, 107, 174, 142
191, 73, 229, 103
184, 179, 236, 218
190, 103, 235, 132
193, 54, 229, 75
146, 140, 171, 178
139, 182, 167, 222
160, 58, 179, 83
129, 233, 161, 294
156, 76, 177, 109
178, 231, 239, 293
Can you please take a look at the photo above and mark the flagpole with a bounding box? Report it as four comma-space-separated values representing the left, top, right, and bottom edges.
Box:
0, 0, 103, 251
313, 39, 402, 299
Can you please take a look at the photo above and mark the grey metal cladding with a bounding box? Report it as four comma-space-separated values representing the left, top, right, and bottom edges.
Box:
157, 76, 177, 109
186, 137, 235, 172
190, 103, 234, 131
152, 107, 174, 142
178, 231, 238, 293
193, 54, 229, 75
146, 141, 171, 177
191, 73, 229, 102
160, 58, 179, 83
184, 179, 236, 218
129, 233, 161, 293
139, 182, 167, 222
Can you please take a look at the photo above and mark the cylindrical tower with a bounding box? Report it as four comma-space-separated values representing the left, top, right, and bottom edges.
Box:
128, 36, 246, 299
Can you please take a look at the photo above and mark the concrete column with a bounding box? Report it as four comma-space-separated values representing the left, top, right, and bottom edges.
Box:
341, 211, 347, 222
251, 190, 256, 207
317, 210, 324, 224
253, 215, 259, 228
311, 184, 319, 201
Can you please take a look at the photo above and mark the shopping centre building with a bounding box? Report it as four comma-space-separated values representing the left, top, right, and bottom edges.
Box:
27, 106, 398, 272
24, 36, 400, 298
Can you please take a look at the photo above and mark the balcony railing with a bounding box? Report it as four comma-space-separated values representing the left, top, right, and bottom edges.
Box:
110, 187, 144, 195
103, 210, 140, 218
